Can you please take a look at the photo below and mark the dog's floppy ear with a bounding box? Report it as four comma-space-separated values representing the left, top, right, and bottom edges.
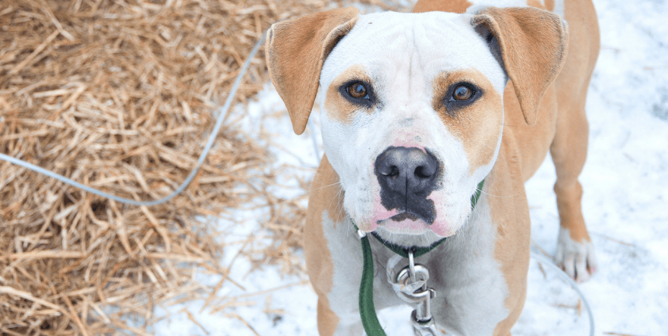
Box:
265, 8, 359, 135
472, 7, 569, 125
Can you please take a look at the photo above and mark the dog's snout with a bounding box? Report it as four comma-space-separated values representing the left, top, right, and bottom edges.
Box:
375, 146, 439, 195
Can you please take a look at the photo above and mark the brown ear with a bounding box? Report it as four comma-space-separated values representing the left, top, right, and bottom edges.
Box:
472, 7, 569, 124
265, 8, 359, 135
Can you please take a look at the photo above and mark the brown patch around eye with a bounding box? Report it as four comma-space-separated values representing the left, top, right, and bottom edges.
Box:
325, 65, 373, 124
432, 69, 503, 175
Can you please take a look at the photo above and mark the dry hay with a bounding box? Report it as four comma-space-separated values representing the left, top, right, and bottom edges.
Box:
0, 0, 405, 334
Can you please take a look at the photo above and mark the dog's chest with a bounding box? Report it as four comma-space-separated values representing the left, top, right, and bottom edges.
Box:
320, 197, 510, 334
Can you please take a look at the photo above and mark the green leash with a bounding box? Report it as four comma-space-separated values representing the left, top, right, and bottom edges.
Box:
356, 180, 485, 336
358, 231, 385, 335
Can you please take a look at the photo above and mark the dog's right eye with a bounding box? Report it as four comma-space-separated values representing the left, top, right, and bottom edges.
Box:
340, 80, 376, 107
348, 83, 368, 99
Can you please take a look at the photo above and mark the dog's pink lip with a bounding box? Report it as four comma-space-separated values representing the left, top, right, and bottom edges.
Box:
373, 213, 455, 237
430, 217, 456, 237
386, 212, 423, 223
374, 212, 407, 223
355, 221, 378, 233
371, 207, 400, 223
378, 215, 432, 235
430, 223, 451, 237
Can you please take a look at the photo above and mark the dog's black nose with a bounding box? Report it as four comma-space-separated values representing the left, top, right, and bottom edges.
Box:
375, 146, 439, 196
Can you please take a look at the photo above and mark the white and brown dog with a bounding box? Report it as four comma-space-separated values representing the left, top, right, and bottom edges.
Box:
265, 0, 599, 334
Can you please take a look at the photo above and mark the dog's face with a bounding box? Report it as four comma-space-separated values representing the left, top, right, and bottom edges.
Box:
266, 6, 567, 242
319, 12, 506, 237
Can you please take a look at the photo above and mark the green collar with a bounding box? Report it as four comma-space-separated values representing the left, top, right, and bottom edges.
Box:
355, 179, 485, 336
369, 232, 446, 259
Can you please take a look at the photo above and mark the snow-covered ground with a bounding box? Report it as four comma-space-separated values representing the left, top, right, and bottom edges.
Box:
152, 0, 668, 335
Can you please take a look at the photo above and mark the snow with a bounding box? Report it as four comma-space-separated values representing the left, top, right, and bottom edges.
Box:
151, 0, 668, 335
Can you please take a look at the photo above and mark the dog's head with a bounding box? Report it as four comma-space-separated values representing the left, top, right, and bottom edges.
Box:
266, 7, 567, 242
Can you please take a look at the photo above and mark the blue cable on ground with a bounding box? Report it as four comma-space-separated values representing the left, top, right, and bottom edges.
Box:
0, 31, 266, 206
530, 249, 595, 336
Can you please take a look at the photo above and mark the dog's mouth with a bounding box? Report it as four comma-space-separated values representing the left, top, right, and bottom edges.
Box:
389, 212, 420, 222
374, 211, 435, 235
366, 190, 458, 237
373, 208, 431, 224
388, 211, 429, 224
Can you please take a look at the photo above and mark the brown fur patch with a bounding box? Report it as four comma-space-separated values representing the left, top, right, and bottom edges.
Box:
550, 0, 600, 243
305, 156, 345, 334
431, 69, 503, 175
265, 8, 359, 135
544, 0, 556, 11
317, 298, 339, 336
472, 7, 568, 125
413, 0, 473, 14
486, 135, 531, 335
503, 83, 558, 182
324, 65, 373, 124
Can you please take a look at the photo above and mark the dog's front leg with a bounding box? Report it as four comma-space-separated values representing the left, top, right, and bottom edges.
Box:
305, 158, 368, 335
316, 295, 364, 336
306, 212, 366, 336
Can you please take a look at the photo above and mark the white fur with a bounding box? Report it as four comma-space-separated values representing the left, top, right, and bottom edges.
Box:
319, 12, 506, 242
467, 0, 565, 17
553, 0, 565, 17
468, 0, 530, 9
554, 227, 598, 282
429, 195, 509, 335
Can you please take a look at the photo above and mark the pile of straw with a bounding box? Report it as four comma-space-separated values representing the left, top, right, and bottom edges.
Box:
0, 0, 404, 334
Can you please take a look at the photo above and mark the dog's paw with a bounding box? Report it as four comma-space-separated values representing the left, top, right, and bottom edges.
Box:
554, 228, 597, 282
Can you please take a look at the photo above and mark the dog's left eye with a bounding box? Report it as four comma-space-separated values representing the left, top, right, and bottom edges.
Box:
450, 84, 478, 102
340, 80, 376, 107
452, 85, 474, 101
442, 82, 481, 114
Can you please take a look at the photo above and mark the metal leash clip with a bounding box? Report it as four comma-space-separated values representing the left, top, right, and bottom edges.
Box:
387, 250, 441, 336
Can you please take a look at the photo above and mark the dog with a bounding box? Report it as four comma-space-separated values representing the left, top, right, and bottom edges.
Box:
265, 0, 599, 334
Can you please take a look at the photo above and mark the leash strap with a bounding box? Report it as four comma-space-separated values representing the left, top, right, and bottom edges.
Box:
470, 179, 485, 210
355, 179, 484, 336
0, 33, 267, 206
358, 230, 386, 336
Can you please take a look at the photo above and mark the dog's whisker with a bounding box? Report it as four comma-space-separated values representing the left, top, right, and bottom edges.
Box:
308, 181, 342, 193
321, 184, 345, 220
477, 188, 524, 199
